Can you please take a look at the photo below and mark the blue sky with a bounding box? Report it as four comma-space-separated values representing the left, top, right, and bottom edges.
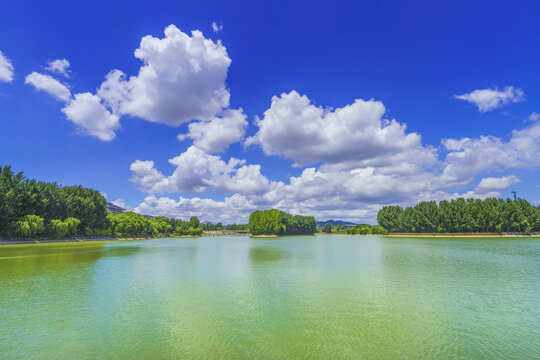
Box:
1, 0, 539, 223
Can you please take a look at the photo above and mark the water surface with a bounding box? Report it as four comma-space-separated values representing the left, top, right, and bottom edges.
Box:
1, 235, 539, 359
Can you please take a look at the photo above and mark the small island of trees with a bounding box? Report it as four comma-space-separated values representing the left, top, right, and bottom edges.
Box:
377, 197, 540, 233
249, 209, 317, 235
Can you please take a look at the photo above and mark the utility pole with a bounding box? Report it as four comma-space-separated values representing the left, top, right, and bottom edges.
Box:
511, 189, 517, 200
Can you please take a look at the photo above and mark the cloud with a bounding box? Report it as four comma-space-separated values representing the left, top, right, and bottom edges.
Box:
25, 72, 71, 101
131, 112, 540, 223
24, 69, 119, 140
128, 90, 540, 223
61, 93, 120, 141
439, 120, 540, 187
98, 24, 231, 126
130, 146, 273, 195
245, 90, 429, 168
26, 25, 232, 142
129, 160, 168, 193
136, 193, 255, 223
110, 198, 133, 211
211, 22, 223, 33
177, 108, 248, 153
45, 59, 70, 77
131, 165, 504, 224
0, 50, 14, 82
527, 112, 540, 122
453, 86, 524, 112
474, 175, 521, 194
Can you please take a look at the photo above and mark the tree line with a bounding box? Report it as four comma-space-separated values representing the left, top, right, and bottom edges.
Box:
249, 209, 317, 235
1, 166, 108, 238
0, 165, 205, 239
377, 197, 540, 233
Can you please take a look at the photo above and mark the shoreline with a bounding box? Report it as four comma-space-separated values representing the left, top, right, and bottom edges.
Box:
0, 236, 155, 246
0, 232, 253, 246
3, 233, 539, 245
384, 234, 540, 238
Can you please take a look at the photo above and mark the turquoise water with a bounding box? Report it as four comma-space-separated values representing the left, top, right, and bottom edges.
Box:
1, 235, 539, 359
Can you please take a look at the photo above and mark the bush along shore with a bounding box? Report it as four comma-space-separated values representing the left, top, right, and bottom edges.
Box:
317, 223, 388, 235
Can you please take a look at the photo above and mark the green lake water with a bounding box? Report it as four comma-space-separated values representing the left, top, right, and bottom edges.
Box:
1, 235, 539, 359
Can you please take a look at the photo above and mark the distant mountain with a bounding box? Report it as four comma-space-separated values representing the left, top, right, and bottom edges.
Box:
316, 220, 358, 227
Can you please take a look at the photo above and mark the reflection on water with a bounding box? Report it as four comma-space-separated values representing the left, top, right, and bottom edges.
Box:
249, 245, 287, 262
0, 235, 539, 359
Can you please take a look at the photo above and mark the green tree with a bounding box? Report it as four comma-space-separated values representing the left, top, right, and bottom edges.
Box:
248, 210, 315, 235
50, 219, 69, 238
322, 223, 332, 233
189, 216, 200, 229
377, 197, 540, 234
151, 216, 173, 234
65, 217, 81, 236
14, 215, 45, 238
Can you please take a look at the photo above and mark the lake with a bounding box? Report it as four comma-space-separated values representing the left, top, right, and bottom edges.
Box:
1, 235, 539, 359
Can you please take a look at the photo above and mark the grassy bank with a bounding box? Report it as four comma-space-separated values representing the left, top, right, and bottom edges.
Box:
0, 232, 256, 245
0, 236, 157, 245
384, 233, 540, 238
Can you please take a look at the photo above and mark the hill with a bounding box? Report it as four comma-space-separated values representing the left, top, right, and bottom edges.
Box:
316, 220, 358, 227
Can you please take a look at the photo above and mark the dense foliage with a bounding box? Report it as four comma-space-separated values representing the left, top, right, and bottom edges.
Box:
108, 212, 153, 237
345, 224, 388, 235
249, 209, 317, 235
0, 165, 206, 239
105, 212, 204, 237
322, 223, 332, 233
201, 222, 249, 231
377, 198, 540, 233
1, 166, 108, 238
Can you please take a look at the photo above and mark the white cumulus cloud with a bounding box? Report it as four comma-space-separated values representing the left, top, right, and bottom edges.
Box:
98, 24, 231, 126
26, 25, 232, 142
136, 193, 255, 224
245, 90, 427, 168
0, 50, 14, 82
454, 86, 524, 112
61, 93, 120, 141
130, 146, 272, 195
177, 108, 248, 153
474, 175, 521, 194
25, 72, 71, 102
439, 120, 540, 187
